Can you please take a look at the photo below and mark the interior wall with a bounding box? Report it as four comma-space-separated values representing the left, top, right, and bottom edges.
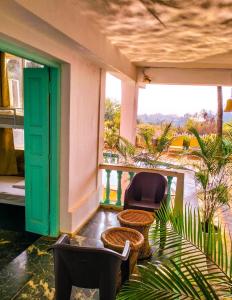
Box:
68, 58, 102, 231
0, 1, 105, 233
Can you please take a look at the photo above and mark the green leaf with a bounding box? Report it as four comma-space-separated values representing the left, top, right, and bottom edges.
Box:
118, 204, 232, 300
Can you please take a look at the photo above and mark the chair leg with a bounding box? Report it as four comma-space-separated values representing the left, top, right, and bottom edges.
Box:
121, 259, 130, 284
55, 271, 72, 300
99, 278, 117, 300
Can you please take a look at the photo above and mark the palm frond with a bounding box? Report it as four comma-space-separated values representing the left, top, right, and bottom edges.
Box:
116, 136, 136, 162
117, 205, 232, 300
188, 127, 207, 158
153, 205, 232, 278
156, 122, 173, 155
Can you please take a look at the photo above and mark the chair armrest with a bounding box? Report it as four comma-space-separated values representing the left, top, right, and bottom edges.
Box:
120, 240, 130, 261
48, 234, 70, 251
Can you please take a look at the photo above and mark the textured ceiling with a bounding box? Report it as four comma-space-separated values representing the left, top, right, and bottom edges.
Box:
76, 0, 232, 68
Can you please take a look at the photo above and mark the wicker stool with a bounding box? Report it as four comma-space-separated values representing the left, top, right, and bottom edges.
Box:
101, 227, 144, 275
117, 209, 154, 259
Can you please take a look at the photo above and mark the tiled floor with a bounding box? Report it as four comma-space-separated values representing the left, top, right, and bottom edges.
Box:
0, 209, 118, 300
0, 168, 232, 299
79, 209, 119, 239
0, 203, 39, 283
0, 229, 38, 270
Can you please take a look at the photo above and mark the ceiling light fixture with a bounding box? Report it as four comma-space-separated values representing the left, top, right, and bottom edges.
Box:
143, 69, 151, 84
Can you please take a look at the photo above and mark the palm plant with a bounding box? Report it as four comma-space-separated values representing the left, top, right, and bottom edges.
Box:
116, 136, 136, 164
135, 122, 173, 166
188, 127, 232, 224
117, 205, 232, 300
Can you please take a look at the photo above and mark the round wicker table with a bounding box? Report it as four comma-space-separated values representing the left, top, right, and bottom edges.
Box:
117, 209, 154, 259
101, 227, 144, 275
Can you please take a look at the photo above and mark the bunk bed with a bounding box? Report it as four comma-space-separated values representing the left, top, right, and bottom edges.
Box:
0, 107, 24, 129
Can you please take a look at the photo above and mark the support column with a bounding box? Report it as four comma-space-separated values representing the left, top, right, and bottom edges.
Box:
97, 69, 106, 187
120, 80, 138, 144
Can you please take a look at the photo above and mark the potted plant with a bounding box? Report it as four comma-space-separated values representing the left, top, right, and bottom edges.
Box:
189, 127, 232, 228
134, 123, 173, 166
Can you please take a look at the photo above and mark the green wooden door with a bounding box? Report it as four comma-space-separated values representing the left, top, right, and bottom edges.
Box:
24, 68, 50, 235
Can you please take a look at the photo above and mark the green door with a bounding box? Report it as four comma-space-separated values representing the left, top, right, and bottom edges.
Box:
24, 68, 50, 235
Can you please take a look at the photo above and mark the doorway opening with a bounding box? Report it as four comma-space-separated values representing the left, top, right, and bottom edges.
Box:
0, 53, 44, 269
0, 54, 44, 208
0, 49, 60, 269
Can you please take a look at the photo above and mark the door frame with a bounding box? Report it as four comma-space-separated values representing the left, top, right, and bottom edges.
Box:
0, 39, 61, 237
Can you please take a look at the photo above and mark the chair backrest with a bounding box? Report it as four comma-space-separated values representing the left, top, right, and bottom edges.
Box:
125, 172, 167, 204
50, 234, 130, 289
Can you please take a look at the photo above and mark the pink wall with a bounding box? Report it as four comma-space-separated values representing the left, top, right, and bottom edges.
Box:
68, 58, 101, 231
120, 81, 138, 144
0, 0, 112, 233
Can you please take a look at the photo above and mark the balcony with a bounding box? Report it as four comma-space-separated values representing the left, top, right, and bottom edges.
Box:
100, 162, 185, 213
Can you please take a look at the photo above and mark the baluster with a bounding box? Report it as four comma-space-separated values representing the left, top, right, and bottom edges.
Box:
108, 152, 112, 164
129, 172, 135, 182
167, 176, 173, 208
104, 169, 111, 204
104, 153, 109, 163
116, 170, 123, 206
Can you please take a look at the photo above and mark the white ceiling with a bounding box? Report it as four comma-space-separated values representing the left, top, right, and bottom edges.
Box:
76, 0, 232, 68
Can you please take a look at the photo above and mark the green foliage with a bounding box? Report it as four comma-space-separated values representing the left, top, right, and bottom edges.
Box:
136, 123, 173, 165
104, 98, 121, 150
104, 115, 173, 165
184, 111, 217, 135
156, 122, 173, 154
183, 135, 191, 150
137, 124, 155, 152
224, 123, 232, 143
116, 136, 136, 164
104, 98, 121, 123
188, 127, 232, 223
117, 205, 232, 300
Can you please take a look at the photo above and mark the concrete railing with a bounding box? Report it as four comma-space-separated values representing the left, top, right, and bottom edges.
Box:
99, 163, 185, 214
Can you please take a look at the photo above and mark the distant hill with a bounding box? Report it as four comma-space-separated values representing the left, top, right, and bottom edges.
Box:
137, 112, 232, 126
137, 113, 187, 126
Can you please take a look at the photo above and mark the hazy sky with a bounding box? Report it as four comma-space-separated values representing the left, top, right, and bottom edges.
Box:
105, 73, 232, 116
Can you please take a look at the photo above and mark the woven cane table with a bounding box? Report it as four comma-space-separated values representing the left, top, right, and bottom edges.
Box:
101, 227, 144, 275
117, 209, 154, 259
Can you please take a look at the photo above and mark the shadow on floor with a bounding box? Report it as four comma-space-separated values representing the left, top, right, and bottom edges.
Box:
0, 203, 25, 231
0, 203, 39, 271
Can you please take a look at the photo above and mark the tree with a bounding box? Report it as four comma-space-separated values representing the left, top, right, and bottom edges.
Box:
217, 86, 223, 138
104, 98, 121, 150
104, 98, 121, 122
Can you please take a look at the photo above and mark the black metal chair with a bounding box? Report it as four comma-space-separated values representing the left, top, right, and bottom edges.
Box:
49, 234, 130, 300
124, 172, 167, 212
